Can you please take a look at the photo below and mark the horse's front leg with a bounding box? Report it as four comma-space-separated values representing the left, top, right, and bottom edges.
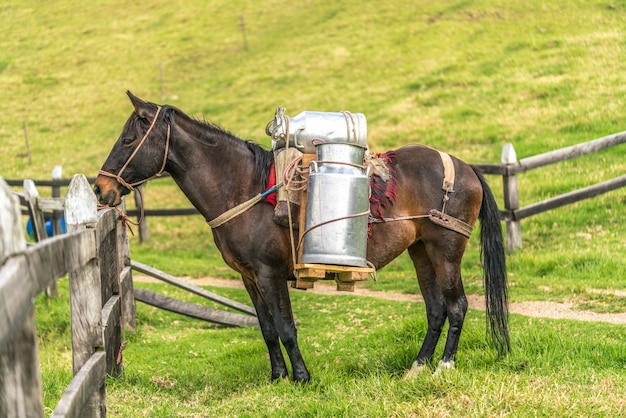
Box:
243, 279, 288, 380
255, 272, 310, 383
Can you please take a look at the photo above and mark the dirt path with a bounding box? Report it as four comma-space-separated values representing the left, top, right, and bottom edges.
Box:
133, 275, 626, 325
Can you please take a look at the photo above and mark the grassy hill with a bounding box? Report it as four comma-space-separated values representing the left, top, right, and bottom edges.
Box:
2, 0, 626, 175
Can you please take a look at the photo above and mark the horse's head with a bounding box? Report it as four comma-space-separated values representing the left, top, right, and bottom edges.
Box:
94, 91, 173, 206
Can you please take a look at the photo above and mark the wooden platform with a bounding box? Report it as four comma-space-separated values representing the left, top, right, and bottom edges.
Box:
293, 263, 374, 292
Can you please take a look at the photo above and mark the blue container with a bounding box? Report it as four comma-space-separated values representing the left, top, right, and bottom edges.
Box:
26, 217, 66, 239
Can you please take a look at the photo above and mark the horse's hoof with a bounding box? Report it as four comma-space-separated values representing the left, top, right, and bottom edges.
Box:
271, 370, 289, 381
293, 371, 310, 384
433, 360, 455, 376
403, 361, 428, 380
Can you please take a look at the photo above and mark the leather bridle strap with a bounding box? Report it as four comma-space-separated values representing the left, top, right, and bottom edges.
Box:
98, 106, 171, 191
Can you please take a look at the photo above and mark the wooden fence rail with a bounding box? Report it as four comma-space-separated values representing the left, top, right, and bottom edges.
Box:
0, 174, 135, 418
474, 130, 626, 251
6, 129, 626, 252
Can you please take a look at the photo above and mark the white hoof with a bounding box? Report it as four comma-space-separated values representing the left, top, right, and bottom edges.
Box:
403, 361, 428, 380
433, 360, 455, 376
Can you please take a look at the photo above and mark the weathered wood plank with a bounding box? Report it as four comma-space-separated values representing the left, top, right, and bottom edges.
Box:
98, 226, 118, 304
131, 260, 256, 316
24, 179, 57, 300
134, 288, 259, 328
37, 197, 66, 212
65, 175, 98, 228
66, 175, 103, 375
0, 310, 45, 418
51, 351, 106, 418
0, 257, 31, 351
515, 174, 626, 220
117, 210, 136, 332
501, 144, 522, 252
68, 254, 102, 374
62, 230, 97, 275
0, 178, 26, 266
97, 208, 118, 239
517, 130, 626, 173
97, 208, 120, 309
101, 295, 122, 377
24, 179, 48, 243
119, 265, 136, 333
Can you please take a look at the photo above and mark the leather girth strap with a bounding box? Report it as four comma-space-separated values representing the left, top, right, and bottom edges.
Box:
427, 151, 473, 239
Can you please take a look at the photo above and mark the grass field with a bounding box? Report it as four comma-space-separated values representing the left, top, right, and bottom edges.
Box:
2, 0, 626, 416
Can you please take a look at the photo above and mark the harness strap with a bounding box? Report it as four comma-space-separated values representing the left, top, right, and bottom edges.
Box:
428, 209, 473, 239
433, 150, 473, 238
207, 183, 283, 228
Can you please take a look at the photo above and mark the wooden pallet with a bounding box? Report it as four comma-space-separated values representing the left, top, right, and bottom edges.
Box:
293, 263, 374, 292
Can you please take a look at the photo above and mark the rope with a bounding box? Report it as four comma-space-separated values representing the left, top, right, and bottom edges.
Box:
98, 107, 171, 192
282, 155, 308, 192
368, 214, 430, 223
97, 183, 147, 236
297, 209, 370, 253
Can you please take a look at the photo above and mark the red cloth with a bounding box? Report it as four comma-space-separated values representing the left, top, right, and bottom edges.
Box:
369, 151, 397, 219
264, 162, 277, 206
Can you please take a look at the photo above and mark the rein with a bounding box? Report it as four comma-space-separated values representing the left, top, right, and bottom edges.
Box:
98, 106, 171, 192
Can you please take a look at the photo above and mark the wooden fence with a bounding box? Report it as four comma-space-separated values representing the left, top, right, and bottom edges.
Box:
6, 129, 626, 252
0, 174, 135, 418
474, 130, 626, 252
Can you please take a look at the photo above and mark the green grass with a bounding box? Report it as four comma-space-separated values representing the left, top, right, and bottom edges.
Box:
3, 0, 626, 415
38, 279, 625, 417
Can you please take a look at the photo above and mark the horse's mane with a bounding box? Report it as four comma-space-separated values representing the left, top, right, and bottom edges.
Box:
169, 105, 274, 188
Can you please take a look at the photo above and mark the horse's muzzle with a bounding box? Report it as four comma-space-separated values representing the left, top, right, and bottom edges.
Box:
93, 176, 126, 207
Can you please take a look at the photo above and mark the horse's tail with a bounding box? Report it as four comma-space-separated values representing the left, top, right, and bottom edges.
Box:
474, 167, 510, 356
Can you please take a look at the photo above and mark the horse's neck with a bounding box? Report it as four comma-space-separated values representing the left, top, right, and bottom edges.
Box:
166, 134, 258, 222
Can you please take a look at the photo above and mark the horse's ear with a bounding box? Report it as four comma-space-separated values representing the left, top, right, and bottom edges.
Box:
126, 90, 154, 119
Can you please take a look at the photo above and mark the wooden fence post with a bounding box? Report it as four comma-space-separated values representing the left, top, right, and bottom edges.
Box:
24, 178, 60, 297
51, 165, 64, 237
64, 174, 106, 417
501, 143, 522, 252
0, 178, 45, 418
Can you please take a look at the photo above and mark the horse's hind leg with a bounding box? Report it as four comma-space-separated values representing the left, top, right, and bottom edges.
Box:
243, 279, 289, 380
429, 239, 468, 368
407, 242, 447, 374
407, 241, 468, 375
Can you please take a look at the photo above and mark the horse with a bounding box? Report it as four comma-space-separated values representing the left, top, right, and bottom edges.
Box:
94, 91, 509, 382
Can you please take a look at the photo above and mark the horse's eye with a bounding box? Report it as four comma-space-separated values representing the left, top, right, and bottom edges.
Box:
122, 137, 135, 146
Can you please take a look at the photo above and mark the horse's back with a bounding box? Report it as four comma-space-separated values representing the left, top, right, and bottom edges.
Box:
391, 145, 482, 219
366, 145, 483, 268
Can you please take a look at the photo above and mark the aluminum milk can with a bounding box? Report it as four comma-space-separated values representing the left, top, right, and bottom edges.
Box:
267, 107, 367, 154
301, 142, 370, 267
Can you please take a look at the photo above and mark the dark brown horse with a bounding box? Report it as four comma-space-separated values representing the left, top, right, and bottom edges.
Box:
94, 91, 509, 382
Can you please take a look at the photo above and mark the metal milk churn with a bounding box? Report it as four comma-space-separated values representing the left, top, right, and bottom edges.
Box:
267, 107, 367, 153
301, 142, 370, 267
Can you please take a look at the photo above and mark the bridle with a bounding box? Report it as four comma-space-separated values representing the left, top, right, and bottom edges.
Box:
98, 106, 171, 192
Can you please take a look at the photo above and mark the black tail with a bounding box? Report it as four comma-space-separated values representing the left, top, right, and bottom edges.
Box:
474, 167, 510, 356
